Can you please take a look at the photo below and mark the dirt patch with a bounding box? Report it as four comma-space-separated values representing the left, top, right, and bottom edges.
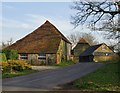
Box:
54, 82, 79, 90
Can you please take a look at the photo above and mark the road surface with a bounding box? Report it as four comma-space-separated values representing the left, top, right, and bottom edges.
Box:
2, 62, 104, 91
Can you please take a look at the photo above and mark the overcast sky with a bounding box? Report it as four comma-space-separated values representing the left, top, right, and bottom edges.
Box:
1, 1, 114, 45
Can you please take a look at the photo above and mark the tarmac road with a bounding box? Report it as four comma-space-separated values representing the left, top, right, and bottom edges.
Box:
2, 62, 104, 91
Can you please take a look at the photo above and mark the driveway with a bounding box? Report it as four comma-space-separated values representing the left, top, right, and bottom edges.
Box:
32, 66, 60, 71
2, 62, 104, 91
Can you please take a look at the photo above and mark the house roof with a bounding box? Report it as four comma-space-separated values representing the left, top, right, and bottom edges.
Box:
78, 38, 88, 44
80, 43, 103, 56
6, 20, 71, 54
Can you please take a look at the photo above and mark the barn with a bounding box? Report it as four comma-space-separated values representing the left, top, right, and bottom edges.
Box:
73, 38, 90, 62
6, 20, 71, 65
79, 43, 118, 62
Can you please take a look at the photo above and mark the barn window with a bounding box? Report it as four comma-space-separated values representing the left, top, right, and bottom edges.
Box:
38, 53, 46, 60
106, 53, 108, 56
106, 52, 115, 56
20, 53, 28, 59
102, 45, 106, 50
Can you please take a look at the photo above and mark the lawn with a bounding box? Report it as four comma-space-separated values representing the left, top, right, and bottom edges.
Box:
73, 61, 120, 91
1, 70, 37, 79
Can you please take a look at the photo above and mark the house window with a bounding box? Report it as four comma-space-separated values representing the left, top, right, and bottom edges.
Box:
38, 53, 46, 60
20, 53, 28, 60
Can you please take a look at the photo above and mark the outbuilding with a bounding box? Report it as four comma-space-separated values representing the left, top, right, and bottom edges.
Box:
73, 38, 90, 62
79, 43, 118, 62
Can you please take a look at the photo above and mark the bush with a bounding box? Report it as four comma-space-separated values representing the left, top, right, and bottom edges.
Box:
2, 49, 11, 60
9, 50, 18, 60
2, 62, 11, 73
0, 53, 7, 62
2, 60, 32, 73
2, 49, 18, 60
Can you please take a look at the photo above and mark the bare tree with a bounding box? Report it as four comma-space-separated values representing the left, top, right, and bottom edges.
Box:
98, 17, 120, 53
67, 32, 81, 48
82, 33, 98, 45
71, 0, 120, 53
2, 38, 13, 49
7, 38, 13, 46
67, 32, 98, 48
2, 42, 6, 49
71, 0, 120, 28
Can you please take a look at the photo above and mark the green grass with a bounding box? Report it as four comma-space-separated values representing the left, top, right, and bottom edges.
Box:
1, 70, 37, 79
53, 60, 75, 67
73, 61, 120, 91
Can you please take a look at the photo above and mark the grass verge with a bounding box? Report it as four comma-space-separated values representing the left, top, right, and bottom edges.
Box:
1, 70, 37, 79
73, 61, 120, 91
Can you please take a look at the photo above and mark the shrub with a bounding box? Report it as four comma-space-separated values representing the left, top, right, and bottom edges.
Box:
2, 62, 11, 73
2, 49, 18, 60
2, 60, 32, 73
0, 53, 7, 62
9, 50, 18, 60
2, 49, 11, 60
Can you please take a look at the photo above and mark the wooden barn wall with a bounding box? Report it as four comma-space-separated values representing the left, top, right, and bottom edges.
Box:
57, 39, 71, 64
46, 54, 56, 65
73, 44, 90, 62
19, 53, 56, 65
28, 54, 38, 65
94, 55, 119, 62
66, 43, 71, 60
74, 44, 90, 57
94, 44, 113, 53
